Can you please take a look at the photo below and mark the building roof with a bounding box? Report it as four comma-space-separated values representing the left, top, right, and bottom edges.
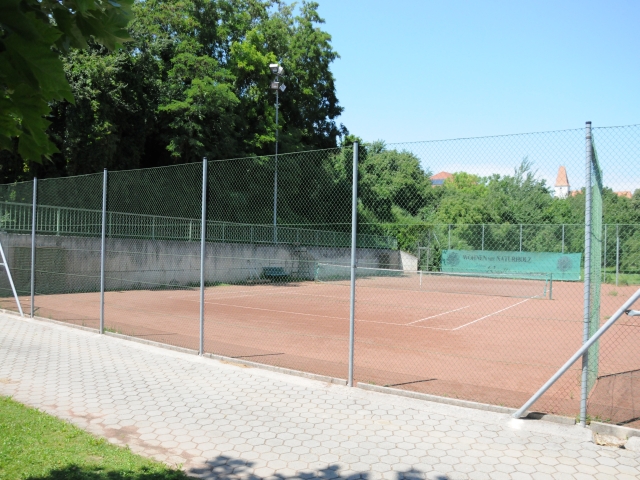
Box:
430, 172, 453, 187
555, 166, 569, 187
615, 191, 633, 199
431, 171, 453, 181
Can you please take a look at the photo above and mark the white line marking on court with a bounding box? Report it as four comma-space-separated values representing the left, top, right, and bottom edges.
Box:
450, 298, 530, 331
406, 305, 472, 325
354, 319, 452, 330
172, 288, 351, 302
201, 300, 348, 321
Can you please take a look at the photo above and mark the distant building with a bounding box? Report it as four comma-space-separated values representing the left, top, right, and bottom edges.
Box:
555, 166, 570, 199
615, 191, 633, 199
430, 171, 453, 187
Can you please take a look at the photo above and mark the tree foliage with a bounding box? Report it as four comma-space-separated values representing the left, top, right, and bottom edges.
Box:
2, 0, 346, 180
0, 0, 133, 161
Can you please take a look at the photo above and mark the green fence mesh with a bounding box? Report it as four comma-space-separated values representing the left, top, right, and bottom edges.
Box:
587, 141, 603, 392
0, 180, 34, 315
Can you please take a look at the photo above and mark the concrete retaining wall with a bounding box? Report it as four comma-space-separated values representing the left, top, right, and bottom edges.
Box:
0, 233, 412, 295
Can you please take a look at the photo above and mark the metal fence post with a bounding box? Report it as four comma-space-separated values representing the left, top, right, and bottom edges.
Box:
199, 158, 207, 356
30, 178, 37, 317
580, 121, 593, 427
562, 224, 565, 253
348, 143, 359, 387
448, 224, 451, 250
481, 224, 485, 251
616, 225, 620, 287
603, 224, 607, 283
100, 169, 107, 334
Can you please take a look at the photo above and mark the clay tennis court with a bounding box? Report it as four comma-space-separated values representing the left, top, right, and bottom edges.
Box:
5, 273, 640, 424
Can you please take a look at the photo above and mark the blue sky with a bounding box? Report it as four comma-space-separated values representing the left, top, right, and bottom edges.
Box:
313, 0, 639, 191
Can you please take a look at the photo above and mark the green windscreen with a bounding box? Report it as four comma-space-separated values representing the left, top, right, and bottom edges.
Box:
587, 141, 603, 391
441, 249, 582, 281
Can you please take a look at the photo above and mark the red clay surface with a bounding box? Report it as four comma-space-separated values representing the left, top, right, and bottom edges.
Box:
3, 276, 639, 426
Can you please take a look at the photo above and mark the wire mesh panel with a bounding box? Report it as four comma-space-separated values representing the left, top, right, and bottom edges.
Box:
352, 130, 612, 417
31, 174, 103, 327
586, 126, 640, 427
104, 163, 203, 350
202, 148, 355, 379
0, 180, 34, 315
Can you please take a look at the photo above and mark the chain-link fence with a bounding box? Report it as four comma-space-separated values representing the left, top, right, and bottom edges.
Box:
0, 123, 638, 427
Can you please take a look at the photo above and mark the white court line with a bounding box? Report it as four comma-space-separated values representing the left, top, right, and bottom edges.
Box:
405, 305, 472, 325
202, 300, 348, 321
172, 288, 350, 302
451, 298, 530, 331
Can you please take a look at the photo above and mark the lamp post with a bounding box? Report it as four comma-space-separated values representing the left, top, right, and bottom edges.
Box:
269, 63, 286, 244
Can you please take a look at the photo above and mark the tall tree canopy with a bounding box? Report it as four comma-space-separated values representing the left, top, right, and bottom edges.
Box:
0, 0, 133, 163
2, 0, 345, 181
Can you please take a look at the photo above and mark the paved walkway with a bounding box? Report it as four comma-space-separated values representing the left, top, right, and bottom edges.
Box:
1, 313, 639, 480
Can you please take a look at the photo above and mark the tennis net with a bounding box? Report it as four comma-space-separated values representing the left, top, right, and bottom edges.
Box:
315, 263, 553, 299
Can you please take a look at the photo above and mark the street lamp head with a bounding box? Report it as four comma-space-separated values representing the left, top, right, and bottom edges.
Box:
269, 63, 284, 76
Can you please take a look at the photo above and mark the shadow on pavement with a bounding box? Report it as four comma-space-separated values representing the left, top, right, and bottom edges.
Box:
24, 455, 452, 480
188, 455, 450, 480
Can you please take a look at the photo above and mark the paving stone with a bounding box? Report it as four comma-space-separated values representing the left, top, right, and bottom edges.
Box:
2, 314, 639, 480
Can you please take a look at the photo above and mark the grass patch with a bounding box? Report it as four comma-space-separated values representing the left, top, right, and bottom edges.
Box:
0, 396, 188, 480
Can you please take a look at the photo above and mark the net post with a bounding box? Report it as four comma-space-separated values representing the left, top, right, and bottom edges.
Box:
549, 274, 553, 300
30, 178, 37, 317
200, 158, 208, 356
100, 169, 107, 334
580, 121, 593, 427
348, 143, 358, 387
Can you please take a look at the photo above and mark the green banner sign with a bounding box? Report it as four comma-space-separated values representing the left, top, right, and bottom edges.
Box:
441, 249, 582, 281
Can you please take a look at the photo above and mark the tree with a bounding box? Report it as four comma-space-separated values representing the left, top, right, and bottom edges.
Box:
0, 0, 134, 161
5, 0, 346, 180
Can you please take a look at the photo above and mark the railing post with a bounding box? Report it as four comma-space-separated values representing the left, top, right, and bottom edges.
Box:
56, 208, 60, 236
100, 169, 107, 334
580, 121, 593, 427
519, 224, 523, 252
199, 158, 207, 356
348, 143, 359, 387
30, 178, 37, 317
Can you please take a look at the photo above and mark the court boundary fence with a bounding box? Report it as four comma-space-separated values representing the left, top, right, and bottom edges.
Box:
2, 123, 639, 427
